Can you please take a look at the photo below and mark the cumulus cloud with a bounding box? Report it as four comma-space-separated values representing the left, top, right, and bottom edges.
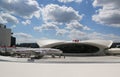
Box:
107, 34, 120, 42
34, 4, 86, 36
93, 0, 120, 7
14, 32, 32, 38
0, 12, 19, 24
66, 21, 84, 29
86, 32, 120, 42
22, 20, 31, 25
34, 22, 59, 32
92, 0, 120, 27
0, 0, 41, 19
0, 16, 7, 24
83, 26, 91, 30
68, 29, 86, 40
56, 29, 68, 35
42, 4, 82, 23
10, 25, 16, 29
34, 4, 91, 39
68, 31, 120, 42
66, 20, 90, 30
58, 0, 82, 3
16, 38, 38, 43
14, 32, 39, 43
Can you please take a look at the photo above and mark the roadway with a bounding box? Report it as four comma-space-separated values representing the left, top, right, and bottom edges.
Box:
33, 55, 120, 63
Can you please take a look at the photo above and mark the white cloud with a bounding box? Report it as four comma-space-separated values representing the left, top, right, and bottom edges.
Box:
16, 37, 38, 43
66, 20, 90, 30
68, 30, 120, 42
34, 22, 59, 32
68, 29, 86, 40
34, 4, 86, 35
58, 0, 82, 3
56, 29, 68, 36
0, 0, 41, 19
14, 32, 39, 43
14, 32, 32, 38
93, 0, 120, 7
34, 10, 41, 19
92, 0, 120, 27
34, 4, 91, 39
22, 20, 31, 25
0, 12, 19, 24
10, 25, 16, 29
66, 21, 84, 29
86, 32, 105, 40
86, 32, 120, 42
15, 37, 39, 43
42, 4, 82, 23
83, 26, 91, 30
0, 16, 7, 23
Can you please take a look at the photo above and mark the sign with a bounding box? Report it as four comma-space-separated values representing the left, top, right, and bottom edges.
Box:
72, 40, 79, 43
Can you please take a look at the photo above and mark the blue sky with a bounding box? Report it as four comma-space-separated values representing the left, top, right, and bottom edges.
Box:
0, 0, 120, 43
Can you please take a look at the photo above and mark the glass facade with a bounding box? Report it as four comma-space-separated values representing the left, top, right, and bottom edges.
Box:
110, 43, 120, 48
52, 43, 99, 53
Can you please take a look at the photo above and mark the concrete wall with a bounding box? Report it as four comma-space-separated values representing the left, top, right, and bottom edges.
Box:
0, 25, 11, 46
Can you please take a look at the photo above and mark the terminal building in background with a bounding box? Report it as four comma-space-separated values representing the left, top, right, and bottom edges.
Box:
0, 24, 16, 47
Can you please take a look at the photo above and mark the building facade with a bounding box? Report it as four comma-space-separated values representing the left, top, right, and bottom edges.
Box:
37, 40, 113, 56
0, 24, 11, 46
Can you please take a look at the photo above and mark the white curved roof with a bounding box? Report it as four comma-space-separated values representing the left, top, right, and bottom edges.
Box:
37, 39, 113, 48
37, 39, 65, 47
80, 40, 113, 48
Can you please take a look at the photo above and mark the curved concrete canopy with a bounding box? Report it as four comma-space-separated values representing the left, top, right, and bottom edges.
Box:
37, 39, 65, 47
37, 39, 113, 49
80, 40, 113, 48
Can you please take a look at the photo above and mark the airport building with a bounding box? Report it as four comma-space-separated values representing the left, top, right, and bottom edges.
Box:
37, 39, 116, 56
0, 24, 16, 47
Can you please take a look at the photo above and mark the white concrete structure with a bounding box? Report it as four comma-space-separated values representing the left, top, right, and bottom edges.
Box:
37, 40, 115, 56
0, 24, 11, 46
105, 48, 120, 55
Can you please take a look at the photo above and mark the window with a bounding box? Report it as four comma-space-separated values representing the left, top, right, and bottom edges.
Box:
110, 43, 120, 48
52, 43, 99, 53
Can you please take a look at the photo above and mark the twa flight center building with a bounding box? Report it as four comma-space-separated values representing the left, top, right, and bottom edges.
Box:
37, 40, 120, 56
